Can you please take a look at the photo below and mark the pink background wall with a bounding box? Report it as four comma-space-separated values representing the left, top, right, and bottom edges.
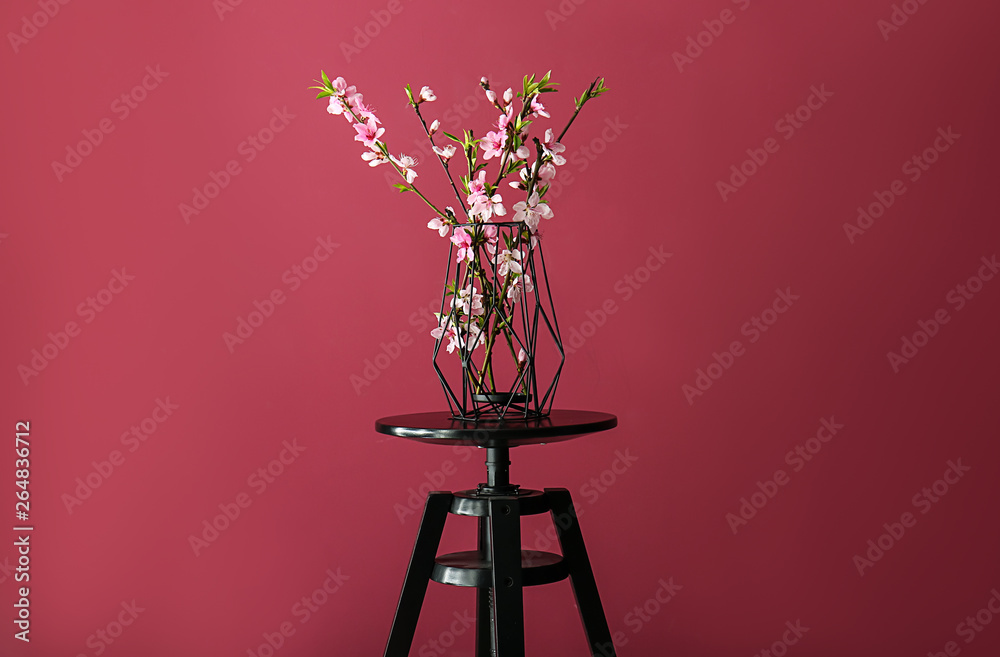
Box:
3, 0, 1000, 655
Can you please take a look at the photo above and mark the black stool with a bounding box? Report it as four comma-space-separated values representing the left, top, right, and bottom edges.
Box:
376, 410, 619, 657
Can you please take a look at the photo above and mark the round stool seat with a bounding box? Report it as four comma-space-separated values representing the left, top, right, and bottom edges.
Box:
375, 410, 617, 446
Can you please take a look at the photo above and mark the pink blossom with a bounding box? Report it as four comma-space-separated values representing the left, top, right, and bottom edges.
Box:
331, 77, 359, 103
514, 145, 530, 160
503, 88, 514, 105
512, 192, 553, 232
466, 171, 505, 220
481, 224, 499, 255
530, 94, 549, 118
464, 322, 485, 350
518, 348, 528, 365
468, 192, 495, 219
429, 119, 440, 134
353, 117, 385, 148
453, 285, 484, 316
327, 96, 349, 118
342, 85, 362, 109
542, 128, 566, 166
507, 273, 534, 302
431, 314, 484, 352
427, 217, 451, 237
350, 95, 380, 124
481, 130, 506, 160
433, 145, 457, 160
361, 150, 389, 167
419, 86, 436, 102
451, 227, 474, 262
471, 192, 505, 221
497, 249, 522, 277
486, 89, 497, 104
431, 315, 462, 354
515, 162, 557, 188
495, 105, 514, 131
468, 170, 487, 197
331, 77, 355, 97
391, 154, 418, 183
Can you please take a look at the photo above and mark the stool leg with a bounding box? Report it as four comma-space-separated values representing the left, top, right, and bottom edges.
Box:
488, 497, 524, 657
384, 491, 452, 657
545, 488, 617, 657
476, 516, 494, 657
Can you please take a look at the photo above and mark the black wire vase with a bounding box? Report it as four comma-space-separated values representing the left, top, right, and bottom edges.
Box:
432, 221, 564, 421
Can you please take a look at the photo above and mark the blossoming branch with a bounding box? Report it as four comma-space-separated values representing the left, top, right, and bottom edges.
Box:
310, 70, 606, 232
310, 71, 607, 390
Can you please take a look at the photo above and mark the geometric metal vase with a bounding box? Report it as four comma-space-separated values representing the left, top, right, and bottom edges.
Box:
432, 220, 564, 421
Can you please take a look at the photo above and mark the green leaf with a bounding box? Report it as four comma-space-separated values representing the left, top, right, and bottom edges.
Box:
315, 91, 333, 99
443, 131, 463, 144
321, 70, 330, 87
393, 183, 410, 193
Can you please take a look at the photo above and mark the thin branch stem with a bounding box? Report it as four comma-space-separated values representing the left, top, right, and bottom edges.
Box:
557, 77, 602, 143
412, 103, 470, 218
336, 94, 449, 218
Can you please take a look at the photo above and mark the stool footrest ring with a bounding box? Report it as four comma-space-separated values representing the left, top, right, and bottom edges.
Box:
431, 550, 567, 588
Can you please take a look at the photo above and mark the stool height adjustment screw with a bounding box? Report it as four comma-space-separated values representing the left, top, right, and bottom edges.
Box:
478, 446, 519, 496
